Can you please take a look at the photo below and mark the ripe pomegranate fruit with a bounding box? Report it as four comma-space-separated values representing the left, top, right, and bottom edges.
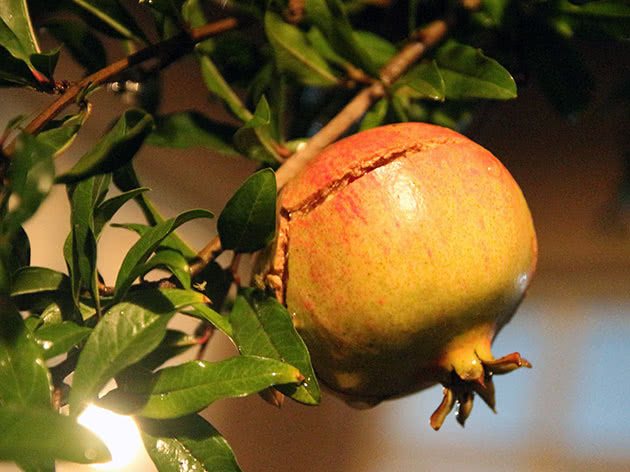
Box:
258, 122, 537, 429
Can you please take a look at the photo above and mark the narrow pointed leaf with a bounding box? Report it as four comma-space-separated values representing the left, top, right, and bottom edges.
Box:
0, 1, 40, 57
37, 113, 84, 157
353, 30, 396, 69
34, 321, 92, 359
198, 52, 252, 123
56, 109, 154, 184
265, 11, 338, 87
232, 288, 320, 405
140, 415, 242, 472
0, 406, 111, 464
217, 168, 276, 253
10, 266, 70, 296
114, 209, 212, 298
0, 303, 51, 407
147, 112, 238, 154
69, 288, 207, 415
93, 187, 150, 237
100, 356, 302, 418
233, 96, 281, 164
182, 304, 232, 338
435, 40, 517, 100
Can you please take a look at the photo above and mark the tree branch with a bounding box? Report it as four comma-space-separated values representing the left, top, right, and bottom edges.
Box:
5, 17, 239, 153
190, 18, 449, 276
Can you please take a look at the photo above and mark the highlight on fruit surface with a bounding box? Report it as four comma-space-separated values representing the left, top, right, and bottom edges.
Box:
257, 122, 537, 430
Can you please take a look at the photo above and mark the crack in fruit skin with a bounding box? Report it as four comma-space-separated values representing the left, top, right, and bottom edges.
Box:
260, 123, 537, 429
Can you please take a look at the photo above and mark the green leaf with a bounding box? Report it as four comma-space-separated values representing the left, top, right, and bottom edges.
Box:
10, 266, 70, 296
138, 329, 197, 371
100, 355, 302, 418
44, 18, 107, 74
434, 40, 517, 100
0, 406, 111, 464
37, 112, 85, 157
140, 415, 242, 472
217, 168, 277, 253
182, 304, 232, 338
114, 209, 213, 299
198, 52, 252, 123
56, 109, 154, 184
93, 187, 150, 237
0, 303, 51, 407
70, 0, 148, 43
232, 288, 320, 405
304, 0, 379, 77
69, 288, 207, 415
359, 97, 389, 131
0, 46, 38, 87
555, 0, 630, 39
135, 249, 192, 289
353, 30, 396, 70
34, 321, 92, 359
147, 112, 238, 154
393, 60, 445, 101
265, 10, 339, 87
2, 133, 54, 236
0, 1, 40, 58
2, 226, 30, 277
233, 96, 282, 164
67, 176, 100, 308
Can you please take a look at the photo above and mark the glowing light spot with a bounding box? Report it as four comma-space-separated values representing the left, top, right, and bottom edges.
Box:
78, 405, 143, 470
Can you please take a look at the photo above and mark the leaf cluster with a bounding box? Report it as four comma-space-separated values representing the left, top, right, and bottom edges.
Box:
0, 0, 627, 470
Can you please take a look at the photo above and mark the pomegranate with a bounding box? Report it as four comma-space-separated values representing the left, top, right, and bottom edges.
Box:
258, 122, 537, 429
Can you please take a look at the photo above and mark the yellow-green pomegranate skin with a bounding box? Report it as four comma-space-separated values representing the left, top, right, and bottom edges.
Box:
262, 123, 537, 421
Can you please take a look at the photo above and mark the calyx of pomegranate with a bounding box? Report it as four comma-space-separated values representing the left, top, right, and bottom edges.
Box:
258, 123, 537, 430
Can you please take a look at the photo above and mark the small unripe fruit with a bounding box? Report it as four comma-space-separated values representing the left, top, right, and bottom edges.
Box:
259, 123, 537, 429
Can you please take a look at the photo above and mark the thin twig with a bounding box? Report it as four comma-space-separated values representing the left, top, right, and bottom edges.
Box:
189, 19, 449, 276
2, 18, 239, 156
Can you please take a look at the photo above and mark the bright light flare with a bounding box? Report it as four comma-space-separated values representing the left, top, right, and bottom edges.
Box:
77, 405, 143, 470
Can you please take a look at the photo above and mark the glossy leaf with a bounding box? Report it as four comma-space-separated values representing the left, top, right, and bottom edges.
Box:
359, 97, 389, 131
393, 60, 445, 101
0, 1, 40, 57
10, 266, 70, 296
112, 222, 196, 259
233, 96, 281, 164
0, 46, 38, 87
44, 18, 107, 74
0, 304, 51, 407
265, 10, 338, 87
0, 406, 110, 464
70, 0, 148, 43
353, 30, 396, 69
182, 304, 232, 338
56, 109, 154, 184
217, 168, 277, 253
37, 112, 85, 157
69, 288, 207, 415
114, 209, 212, 299
140, 415, 242, 472
134, 249, 191, 289
34, 321, 92, 359
67, 176, 100, 308
231, 289, 320, 405
435, 40, 517, 100
100, 355, 302, 418
147, 112, 238, 154
93, 187, 150, 237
